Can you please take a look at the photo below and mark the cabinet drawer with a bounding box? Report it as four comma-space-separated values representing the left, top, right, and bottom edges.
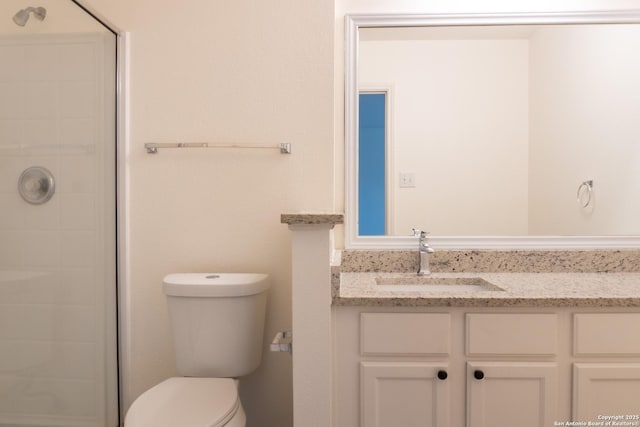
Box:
361, 313, 450, 356
574, 314, 640, 356
466, 314, 557, 356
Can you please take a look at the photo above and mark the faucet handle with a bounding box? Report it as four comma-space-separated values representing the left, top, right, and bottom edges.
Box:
412, 228, 428, 238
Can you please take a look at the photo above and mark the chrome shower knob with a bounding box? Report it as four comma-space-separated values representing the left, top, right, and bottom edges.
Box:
18, 166, 56, 205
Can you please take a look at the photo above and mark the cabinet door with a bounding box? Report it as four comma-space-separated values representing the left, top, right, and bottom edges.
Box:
573, 363, 640, 421
361, 362, 449, 427
467, 362, 557, 427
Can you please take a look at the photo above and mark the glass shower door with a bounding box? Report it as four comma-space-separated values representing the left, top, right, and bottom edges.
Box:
0, 1, 118, 426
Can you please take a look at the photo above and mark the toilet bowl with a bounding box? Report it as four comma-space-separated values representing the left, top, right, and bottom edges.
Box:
124, 273, 270, 427
124, 377, 246, 427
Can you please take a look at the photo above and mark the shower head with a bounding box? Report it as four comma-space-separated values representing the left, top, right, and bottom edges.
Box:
13, 6, 47, 27
12, 9, 29, 26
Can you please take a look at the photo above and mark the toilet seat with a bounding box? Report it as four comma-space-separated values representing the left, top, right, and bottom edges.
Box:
124, 377, 241, 427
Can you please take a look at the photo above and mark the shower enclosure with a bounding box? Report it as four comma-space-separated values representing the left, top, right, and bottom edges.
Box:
0, 1, 118, 426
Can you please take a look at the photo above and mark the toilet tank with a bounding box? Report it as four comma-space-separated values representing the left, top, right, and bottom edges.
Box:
163, 273, 270, 378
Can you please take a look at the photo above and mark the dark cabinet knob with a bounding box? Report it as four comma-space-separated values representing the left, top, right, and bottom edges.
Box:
437, 370, 448, 380
473, 370, 485, 380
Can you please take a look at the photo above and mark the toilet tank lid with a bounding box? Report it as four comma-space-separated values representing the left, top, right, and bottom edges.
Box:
163, 273, 270, 297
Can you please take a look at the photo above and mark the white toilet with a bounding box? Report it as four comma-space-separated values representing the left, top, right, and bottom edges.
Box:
124, 273, 270, 427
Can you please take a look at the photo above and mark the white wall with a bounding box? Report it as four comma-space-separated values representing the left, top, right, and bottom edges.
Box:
359, 38, 529, 235
528, 24, 640, 235
81, 0, 335, 426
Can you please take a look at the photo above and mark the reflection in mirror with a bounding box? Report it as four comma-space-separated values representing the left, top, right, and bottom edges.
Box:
345, 12, 640, 248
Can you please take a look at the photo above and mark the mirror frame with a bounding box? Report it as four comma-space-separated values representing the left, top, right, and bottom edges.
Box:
345, 10, 640, 249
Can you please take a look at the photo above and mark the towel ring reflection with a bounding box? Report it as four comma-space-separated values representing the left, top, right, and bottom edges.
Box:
577, 180, 593, 208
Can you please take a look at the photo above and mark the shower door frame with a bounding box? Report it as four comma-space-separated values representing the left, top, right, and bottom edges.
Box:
115, 33, 131, 427
68, 1, 132, 424
112, 18, 131, 427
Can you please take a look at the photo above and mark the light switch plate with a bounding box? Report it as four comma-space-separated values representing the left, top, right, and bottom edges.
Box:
399, 172, 416, 188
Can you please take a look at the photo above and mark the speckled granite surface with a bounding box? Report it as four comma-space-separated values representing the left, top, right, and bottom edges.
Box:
278, 216, 640, 307
281, 213, 344, 226
337, 272, 640, 307
341, 250, 640, 273
335, 250, 640, 307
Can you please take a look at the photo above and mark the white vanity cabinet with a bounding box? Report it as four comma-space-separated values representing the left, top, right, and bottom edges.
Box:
361, 361, 450, 427
465, 314, 558, 427
572, 314, 640, 422
466, 361, 557, 427
359, 313, 451, 427
333, 308, 640, 427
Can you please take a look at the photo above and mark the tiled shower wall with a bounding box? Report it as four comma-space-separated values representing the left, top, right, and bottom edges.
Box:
0, 34, 116, 426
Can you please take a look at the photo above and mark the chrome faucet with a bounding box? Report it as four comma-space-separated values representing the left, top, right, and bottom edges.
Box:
412, 228, 434, 276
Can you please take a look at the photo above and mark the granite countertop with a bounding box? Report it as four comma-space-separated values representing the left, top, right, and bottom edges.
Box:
336, 271, 640, 307
281, 213, 344, 226
278, 214, 640, 307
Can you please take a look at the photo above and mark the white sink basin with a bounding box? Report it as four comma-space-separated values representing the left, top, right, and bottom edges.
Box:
375, 276, 504, 293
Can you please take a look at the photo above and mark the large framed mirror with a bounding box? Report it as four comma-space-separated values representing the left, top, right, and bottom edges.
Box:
345, 11, 640, 249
